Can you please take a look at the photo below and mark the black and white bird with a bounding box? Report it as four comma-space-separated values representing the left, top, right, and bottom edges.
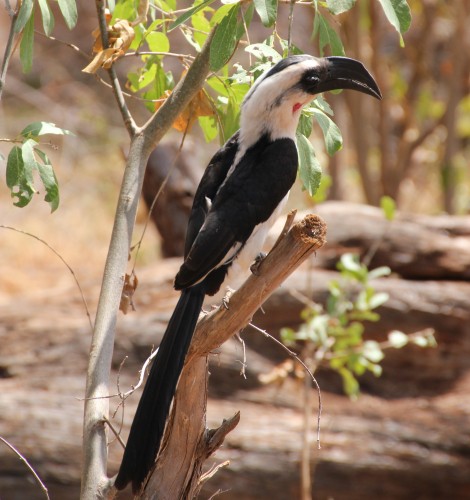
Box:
115, 54, 381, 493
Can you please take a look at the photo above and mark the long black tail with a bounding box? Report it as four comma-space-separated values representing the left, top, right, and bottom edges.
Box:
115, 285, 205, 492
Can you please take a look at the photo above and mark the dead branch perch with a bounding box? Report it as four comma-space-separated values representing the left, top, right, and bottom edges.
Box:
141, 213, 327, 498
190, 213, 327, 359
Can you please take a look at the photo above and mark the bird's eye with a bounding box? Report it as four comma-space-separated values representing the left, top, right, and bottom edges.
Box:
305, 74, 320, 85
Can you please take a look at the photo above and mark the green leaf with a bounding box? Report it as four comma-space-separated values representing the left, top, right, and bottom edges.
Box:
38, 0, 55, 35
312, 174, 332, 204
314, 95, 334, 115
198, 116, 218, 142
388, 330, 408, 348
169, 0, 216, 31
19, 9, 35, 73
209, 4, 240, 72
280, 327, 297, 345
312, 108, 343, 155
298, 113, 313, 138
146, 32, 170, 53
296, 134, 322, 198
36, 149, 60, 212
326, 0, 356, 15
21, 122, 73, 138
338, 253, 363, 274
57, 0, 78, 30
313, 13, 345, 56
339, 367, 359, 399
14, 0, 34, 33
380, 195, 396, 221
245, 43, 282, 62
236, 2, 254, 39
377, 0, 411, 46
6, 145, 36, 208
211, 3, 235, 25
253, 0, 277, 27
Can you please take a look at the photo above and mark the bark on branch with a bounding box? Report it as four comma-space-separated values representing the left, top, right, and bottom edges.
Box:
141, 213, 327, 498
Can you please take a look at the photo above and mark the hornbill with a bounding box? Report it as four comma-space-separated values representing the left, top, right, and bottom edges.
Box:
115, 54, 381, 493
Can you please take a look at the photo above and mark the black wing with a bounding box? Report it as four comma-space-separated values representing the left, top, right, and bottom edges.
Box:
175, 134, 298, 290
183, 132, 240, 258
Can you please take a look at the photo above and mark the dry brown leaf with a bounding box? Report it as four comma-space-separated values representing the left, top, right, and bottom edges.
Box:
83, 18, 135, 74
155, 89, 215, 132
120, 272, 139, 314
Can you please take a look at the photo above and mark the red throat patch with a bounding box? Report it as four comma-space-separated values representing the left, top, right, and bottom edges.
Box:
293, 102, 302, 114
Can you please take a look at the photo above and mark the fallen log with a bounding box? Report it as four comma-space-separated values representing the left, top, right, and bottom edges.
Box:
268, 202, 470, 280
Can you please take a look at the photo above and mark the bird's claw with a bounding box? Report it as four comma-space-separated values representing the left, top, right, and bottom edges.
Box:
222, 287, 234, 310
250, 252, 267, 276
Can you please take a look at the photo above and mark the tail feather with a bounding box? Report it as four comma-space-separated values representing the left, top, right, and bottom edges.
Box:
115, 286, 205, 492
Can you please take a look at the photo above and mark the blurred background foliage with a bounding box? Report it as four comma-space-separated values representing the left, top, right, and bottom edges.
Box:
1, 1, 469, 215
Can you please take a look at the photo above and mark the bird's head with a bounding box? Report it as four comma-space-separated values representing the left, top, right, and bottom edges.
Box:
240, 55, 381, 145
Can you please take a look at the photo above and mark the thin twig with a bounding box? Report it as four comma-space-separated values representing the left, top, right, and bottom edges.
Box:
35, 31, 89, 59
94, 0, 137, 136
78, 347, 159, 403
287, 0, 296, 55
102, 416, 126, 449
0, 225, 93, 332
248, 322, 322, 449
5, 0, 15, 17
0, 0, 19, 100
0, 436, 50, 500
200, 461, 230, 485
125, 51, 195, 60
235, 332, 247, 378
91, 71, 166, 102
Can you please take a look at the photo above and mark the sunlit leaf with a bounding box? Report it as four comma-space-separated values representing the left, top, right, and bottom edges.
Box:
198, 116, 218, 142
363, 341, 384, 363
245, 43, 282, 62
367, 266, 391, 280
146, 32, 170, 53
368, 292, 389, 309
338, 253, 363, 274
21, 122, 73, 138
388, 330, 409, 348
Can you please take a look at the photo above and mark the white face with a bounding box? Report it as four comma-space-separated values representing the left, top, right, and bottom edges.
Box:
239, 58, 324, 147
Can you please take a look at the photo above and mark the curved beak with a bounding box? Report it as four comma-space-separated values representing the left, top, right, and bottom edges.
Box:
318, 56, 382, 100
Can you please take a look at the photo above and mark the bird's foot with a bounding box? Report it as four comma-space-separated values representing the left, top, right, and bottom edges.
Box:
250, 252, 267, 276
222, 287, 235, 310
